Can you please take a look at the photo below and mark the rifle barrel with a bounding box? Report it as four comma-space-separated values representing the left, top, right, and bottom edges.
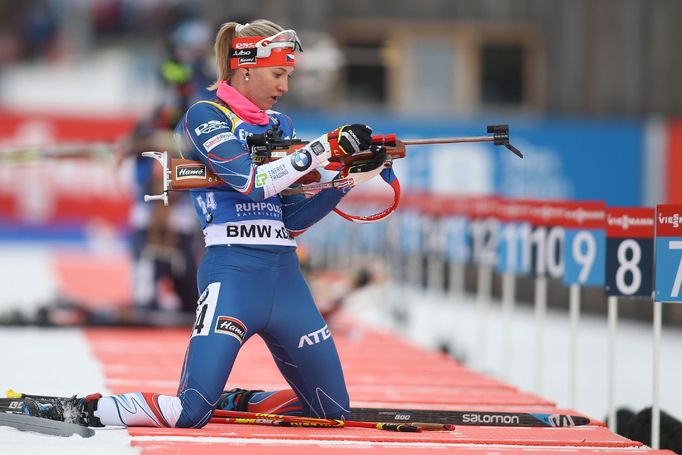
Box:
401, 136, 494, 145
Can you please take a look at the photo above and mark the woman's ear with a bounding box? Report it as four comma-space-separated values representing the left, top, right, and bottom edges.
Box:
236, 68, 250, 81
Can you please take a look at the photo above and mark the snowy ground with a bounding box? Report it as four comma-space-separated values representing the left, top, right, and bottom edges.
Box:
0, 328, 136, 454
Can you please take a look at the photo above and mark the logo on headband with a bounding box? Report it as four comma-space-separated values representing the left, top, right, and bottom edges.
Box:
230, 47, 257, 66
235, 42, 256, 50
238, 56, 257, 65
230, 30, 301, 69
232, 49, 254, 57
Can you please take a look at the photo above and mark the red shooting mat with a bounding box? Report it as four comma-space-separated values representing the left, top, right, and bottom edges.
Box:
127, 423, 638, 446
131, 441, 674, 455
85, 320, 661, 453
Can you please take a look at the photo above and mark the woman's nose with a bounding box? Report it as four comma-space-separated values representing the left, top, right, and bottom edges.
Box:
278, 77, 289, 94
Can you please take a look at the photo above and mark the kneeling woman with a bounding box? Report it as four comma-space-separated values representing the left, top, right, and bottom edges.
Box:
26, 19, 383, 429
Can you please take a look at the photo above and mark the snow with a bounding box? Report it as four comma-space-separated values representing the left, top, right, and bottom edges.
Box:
0, 328, 137, 454
0, 246, 59, 316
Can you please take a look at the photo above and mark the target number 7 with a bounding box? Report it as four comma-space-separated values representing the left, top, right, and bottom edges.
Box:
669, 240, 682, 298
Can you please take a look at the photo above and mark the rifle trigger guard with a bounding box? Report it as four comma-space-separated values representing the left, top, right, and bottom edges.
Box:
142, 151, 169, 206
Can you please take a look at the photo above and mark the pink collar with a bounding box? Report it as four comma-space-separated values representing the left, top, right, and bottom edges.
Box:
216, 81, 270, 125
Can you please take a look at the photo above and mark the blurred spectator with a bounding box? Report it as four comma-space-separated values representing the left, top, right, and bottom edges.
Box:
19, 0, 58, 60
0, 31, 20, 69
116, 18, 214, 324
157, 18, 214, 123
91, 0, 126, 36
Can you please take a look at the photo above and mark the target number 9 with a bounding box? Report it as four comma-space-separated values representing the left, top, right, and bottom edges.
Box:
572, 231, 596, 283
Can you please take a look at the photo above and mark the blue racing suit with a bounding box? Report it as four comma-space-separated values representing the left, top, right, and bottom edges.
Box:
173, 99, 350, 427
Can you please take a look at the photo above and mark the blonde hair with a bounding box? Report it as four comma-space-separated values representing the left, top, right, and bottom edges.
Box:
208, 19, 285, 90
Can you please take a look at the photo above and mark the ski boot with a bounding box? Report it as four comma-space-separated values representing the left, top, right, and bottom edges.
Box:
216, 388, 263, 412
21, 393, 104, 427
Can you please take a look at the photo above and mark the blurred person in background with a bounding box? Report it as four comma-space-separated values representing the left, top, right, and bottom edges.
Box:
115, 19, 215, 325
19, 0, 58, 60
24, 18, 387, 428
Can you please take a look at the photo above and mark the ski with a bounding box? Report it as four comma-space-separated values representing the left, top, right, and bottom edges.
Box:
0, 389, 100, 434
0, 390, 61, 414
0, 412, 95, 438
349, 407, 594, 428
3, 392, 594, 429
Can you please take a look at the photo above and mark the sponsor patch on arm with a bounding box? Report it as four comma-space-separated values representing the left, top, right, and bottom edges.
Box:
203, 131, 237, 152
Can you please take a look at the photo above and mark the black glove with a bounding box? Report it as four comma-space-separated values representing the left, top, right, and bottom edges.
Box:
328, 124, 373, 156
346, 145, 387, 174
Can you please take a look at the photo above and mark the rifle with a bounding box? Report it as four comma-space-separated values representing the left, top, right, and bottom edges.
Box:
142, 124, 523, 223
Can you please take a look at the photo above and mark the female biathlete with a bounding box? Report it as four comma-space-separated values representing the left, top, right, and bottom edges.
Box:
22, 19, 384, 429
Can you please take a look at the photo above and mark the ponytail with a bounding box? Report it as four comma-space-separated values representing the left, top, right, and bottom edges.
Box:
208, 19, 286, 90
208, 22, 238, 90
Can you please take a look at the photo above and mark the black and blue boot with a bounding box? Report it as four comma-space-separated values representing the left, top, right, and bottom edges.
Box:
21, 393, 104, 427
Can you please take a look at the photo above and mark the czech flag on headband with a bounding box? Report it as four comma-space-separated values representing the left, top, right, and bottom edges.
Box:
230, 30, 301, 69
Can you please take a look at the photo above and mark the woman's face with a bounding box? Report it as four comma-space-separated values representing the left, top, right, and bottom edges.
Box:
241, 66, 294, 110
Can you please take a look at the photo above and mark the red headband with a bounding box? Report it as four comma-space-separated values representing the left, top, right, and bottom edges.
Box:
230, 36, 297, 69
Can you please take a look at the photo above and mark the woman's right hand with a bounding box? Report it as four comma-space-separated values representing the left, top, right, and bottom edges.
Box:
326, 124, 373, 156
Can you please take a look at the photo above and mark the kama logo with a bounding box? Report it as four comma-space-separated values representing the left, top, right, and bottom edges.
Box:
298, 324, 331, 348
214, 316, 247, 344
255, 173, 268, 187
195, 120, 229, 136
290, 150, 312, 171
239, 56, 257, 65
176, 164, 206, 180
